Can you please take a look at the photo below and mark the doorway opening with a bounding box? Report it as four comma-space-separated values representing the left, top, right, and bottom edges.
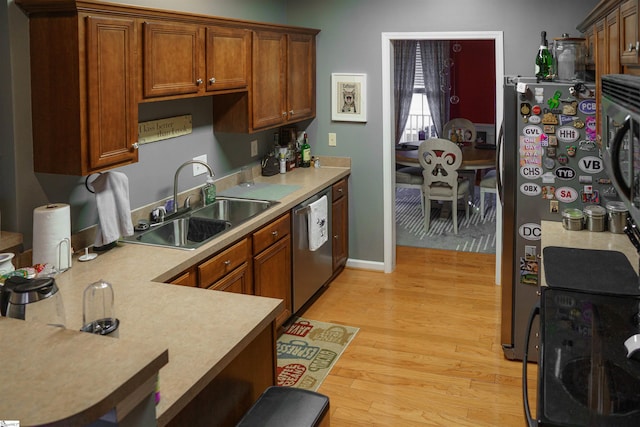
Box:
381, 31, 505, 283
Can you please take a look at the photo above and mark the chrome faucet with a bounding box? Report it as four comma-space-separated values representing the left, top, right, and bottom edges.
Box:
173, 160, 215, 214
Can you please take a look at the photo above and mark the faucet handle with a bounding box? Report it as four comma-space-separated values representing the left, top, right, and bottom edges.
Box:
184, 195, 192, 209
150, 206, 166, 223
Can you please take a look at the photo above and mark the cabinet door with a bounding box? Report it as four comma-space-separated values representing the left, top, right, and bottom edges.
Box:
169, 267, 197, 287
254, 235, 291, 329
207, 262, 251, 294
86, 16, 138, 172
332, 185, 348, 271
205, 26, 250, 92
607, 9, 622, 74
252, 30, 287, 130
143, 22, 204, 98
287, 33, 315, 121
621, 0, 639, 65
198, 238, 251, 288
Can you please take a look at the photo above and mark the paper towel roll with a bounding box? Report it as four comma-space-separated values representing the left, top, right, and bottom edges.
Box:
33, 204, 72, 271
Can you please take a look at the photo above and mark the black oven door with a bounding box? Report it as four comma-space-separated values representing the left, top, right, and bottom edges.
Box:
602, 94, 640, 223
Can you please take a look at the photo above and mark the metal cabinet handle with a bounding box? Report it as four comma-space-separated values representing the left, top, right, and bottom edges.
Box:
629, 43, 635, 52
289, 110, 294, 115
334, 235, 339, 239
209, 77, 216, 85
271, 230, 279, 237
196, 78, 203, 85
132, 142, 139, 150
282, 112, 287, 117
223, 260, 231, 266
337, 188, 343, 193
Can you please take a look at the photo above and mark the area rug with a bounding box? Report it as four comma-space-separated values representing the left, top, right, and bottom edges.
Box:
396, 186, 496, 254
276, 317, 359, 391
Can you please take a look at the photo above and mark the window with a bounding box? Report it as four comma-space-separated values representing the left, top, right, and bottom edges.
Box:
401, 43, 435, 142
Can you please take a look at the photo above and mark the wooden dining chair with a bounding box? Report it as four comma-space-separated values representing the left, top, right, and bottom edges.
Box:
418, 138, 470, 234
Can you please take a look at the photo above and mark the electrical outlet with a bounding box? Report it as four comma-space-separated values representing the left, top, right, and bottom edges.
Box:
250, 139, 258, 157
193, 154, 208, 176
328, 133, 337, 146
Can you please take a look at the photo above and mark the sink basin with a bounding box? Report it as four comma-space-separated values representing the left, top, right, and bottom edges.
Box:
122, 197, 277, 250
191, 197, 277, 223
125, 216, 231, 250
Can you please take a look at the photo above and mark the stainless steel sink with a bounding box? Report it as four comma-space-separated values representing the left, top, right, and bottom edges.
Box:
121, 197, 277, 250
190, 197, 276, 223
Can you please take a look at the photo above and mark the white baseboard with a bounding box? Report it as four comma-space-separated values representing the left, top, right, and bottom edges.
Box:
345, 258, 385, 272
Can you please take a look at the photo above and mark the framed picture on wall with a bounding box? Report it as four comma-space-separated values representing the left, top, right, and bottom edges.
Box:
331, 73, 367, 122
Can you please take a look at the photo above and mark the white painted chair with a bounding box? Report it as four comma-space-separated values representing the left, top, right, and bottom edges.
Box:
395, 166, 424, 215
418, 138, 470, 234
479, 169, 497, 217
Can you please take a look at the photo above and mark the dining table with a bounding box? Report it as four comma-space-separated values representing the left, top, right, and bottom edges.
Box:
395, 141, 496, 171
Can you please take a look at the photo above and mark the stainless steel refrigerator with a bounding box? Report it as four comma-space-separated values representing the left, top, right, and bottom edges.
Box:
499, 76, 608, 361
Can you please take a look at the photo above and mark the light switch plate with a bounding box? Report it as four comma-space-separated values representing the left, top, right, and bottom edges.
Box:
250, 139, 258, 157
193, 154, 208, 176
328, 133, 337, 146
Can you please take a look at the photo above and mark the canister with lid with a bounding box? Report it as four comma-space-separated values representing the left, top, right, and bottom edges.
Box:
583, 205, 606, 232
606, 201, 629, 234
562, 208, 584, 231
552, 34, 586, 82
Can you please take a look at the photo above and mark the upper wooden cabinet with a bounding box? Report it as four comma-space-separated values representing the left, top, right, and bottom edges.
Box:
213, 28, 318, 133
141, 22, 251, 99
205, 26, 251, 93
142, 21, 204, 98
17, 0, 319, 174
252, 30, 316, 130
620, 0, 640, 65
16, 4, 139, 175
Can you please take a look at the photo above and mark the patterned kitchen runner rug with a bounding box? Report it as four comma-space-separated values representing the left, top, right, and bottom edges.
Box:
396, 187, 497, 254
276, 317, 359, 391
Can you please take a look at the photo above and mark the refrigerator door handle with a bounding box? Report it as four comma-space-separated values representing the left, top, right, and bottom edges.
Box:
522, 301, 540, 427
496, 121, 504, 203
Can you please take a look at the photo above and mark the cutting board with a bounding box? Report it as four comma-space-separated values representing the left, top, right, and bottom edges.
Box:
218, 183, 301, 201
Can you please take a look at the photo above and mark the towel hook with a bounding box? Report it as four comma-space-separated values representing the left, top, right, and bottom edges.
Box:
85, 173, 102, 194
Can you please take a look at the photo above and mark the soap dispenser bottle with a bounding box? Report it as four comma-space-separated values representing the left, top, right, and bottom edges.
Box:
202, 176, 216, 205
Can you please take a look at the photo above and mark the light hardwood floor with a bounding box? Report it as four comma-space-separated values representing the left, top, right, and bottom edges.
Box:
302, 246, 538, 426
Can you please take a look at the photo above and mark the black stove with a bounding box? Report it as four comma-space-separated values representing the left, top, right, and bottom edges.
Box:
537, 287, 640, 426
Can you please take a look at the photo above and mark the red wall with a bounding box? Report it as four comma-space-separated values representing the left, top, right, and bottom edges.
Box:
448, 40, 496, 125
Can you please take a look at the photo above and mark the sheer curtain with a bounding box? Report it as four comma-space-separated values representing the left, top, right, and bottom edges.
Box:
419, 40, 450, 138
392, 40, 416, 145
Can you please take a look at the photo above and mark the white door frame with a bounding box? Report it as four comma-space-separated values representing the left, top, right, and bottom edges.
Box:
381, 31, 505, 284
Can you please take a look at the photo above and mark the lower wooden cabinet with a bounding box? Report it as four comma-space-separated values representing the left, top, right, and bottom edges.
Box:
253, 213, 292, 329
198, 237, 252, 294
331, 178, 349, 272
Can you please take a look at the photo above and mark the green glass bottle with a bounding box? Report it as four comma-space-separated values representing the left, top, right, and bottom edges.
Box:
301, 133, 311, 168
535, 31, 553, 80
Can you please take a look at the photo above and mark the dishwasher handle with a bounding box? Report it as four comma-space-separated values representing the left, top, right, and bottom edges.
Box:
523, 301, 540, 427
294, 205, 311, 215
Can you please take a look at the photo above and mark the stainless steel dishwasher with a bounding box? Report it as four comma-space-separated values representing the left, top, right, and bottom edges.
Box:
292, 187, 333, 313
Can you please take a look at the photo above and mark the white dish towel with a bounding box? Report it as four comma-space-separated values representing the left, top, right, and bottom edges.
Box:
308, 195, 328, 251
93, 171, 134, 247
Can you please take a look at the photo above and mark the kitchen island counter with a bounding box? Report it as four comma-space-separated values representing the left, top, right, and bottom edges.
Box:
0, 161, 350, 426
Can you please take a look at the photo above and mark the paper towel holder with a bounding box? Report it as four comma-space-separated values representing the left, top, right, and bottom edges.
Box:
57, 237, 71, 272
84, 173, 102, 194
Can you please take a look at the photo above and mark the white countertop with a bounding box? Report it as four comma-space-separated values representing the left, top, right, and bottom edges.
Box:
0, 161, 351, 426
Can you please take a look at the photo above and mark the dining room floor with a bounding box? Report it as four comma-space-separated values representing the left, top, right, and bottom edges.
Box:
300, 246, 537, 426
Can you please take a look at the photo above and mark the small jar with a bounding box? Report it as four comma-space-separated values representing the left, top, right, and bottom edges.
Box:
606, 201, 629, 234
562, 208, 584, 231
583, 205, 606, 232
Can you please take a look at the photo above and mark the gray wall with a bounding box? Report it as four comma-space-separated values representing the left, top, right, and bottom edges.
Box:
2, 0, 599, 263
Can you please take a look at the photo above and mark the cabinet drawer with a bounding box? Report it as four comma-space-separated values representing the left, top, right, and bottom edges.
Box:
198, 237, 250, 288
332, 178, 348, 200
252, 213, 290, 255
